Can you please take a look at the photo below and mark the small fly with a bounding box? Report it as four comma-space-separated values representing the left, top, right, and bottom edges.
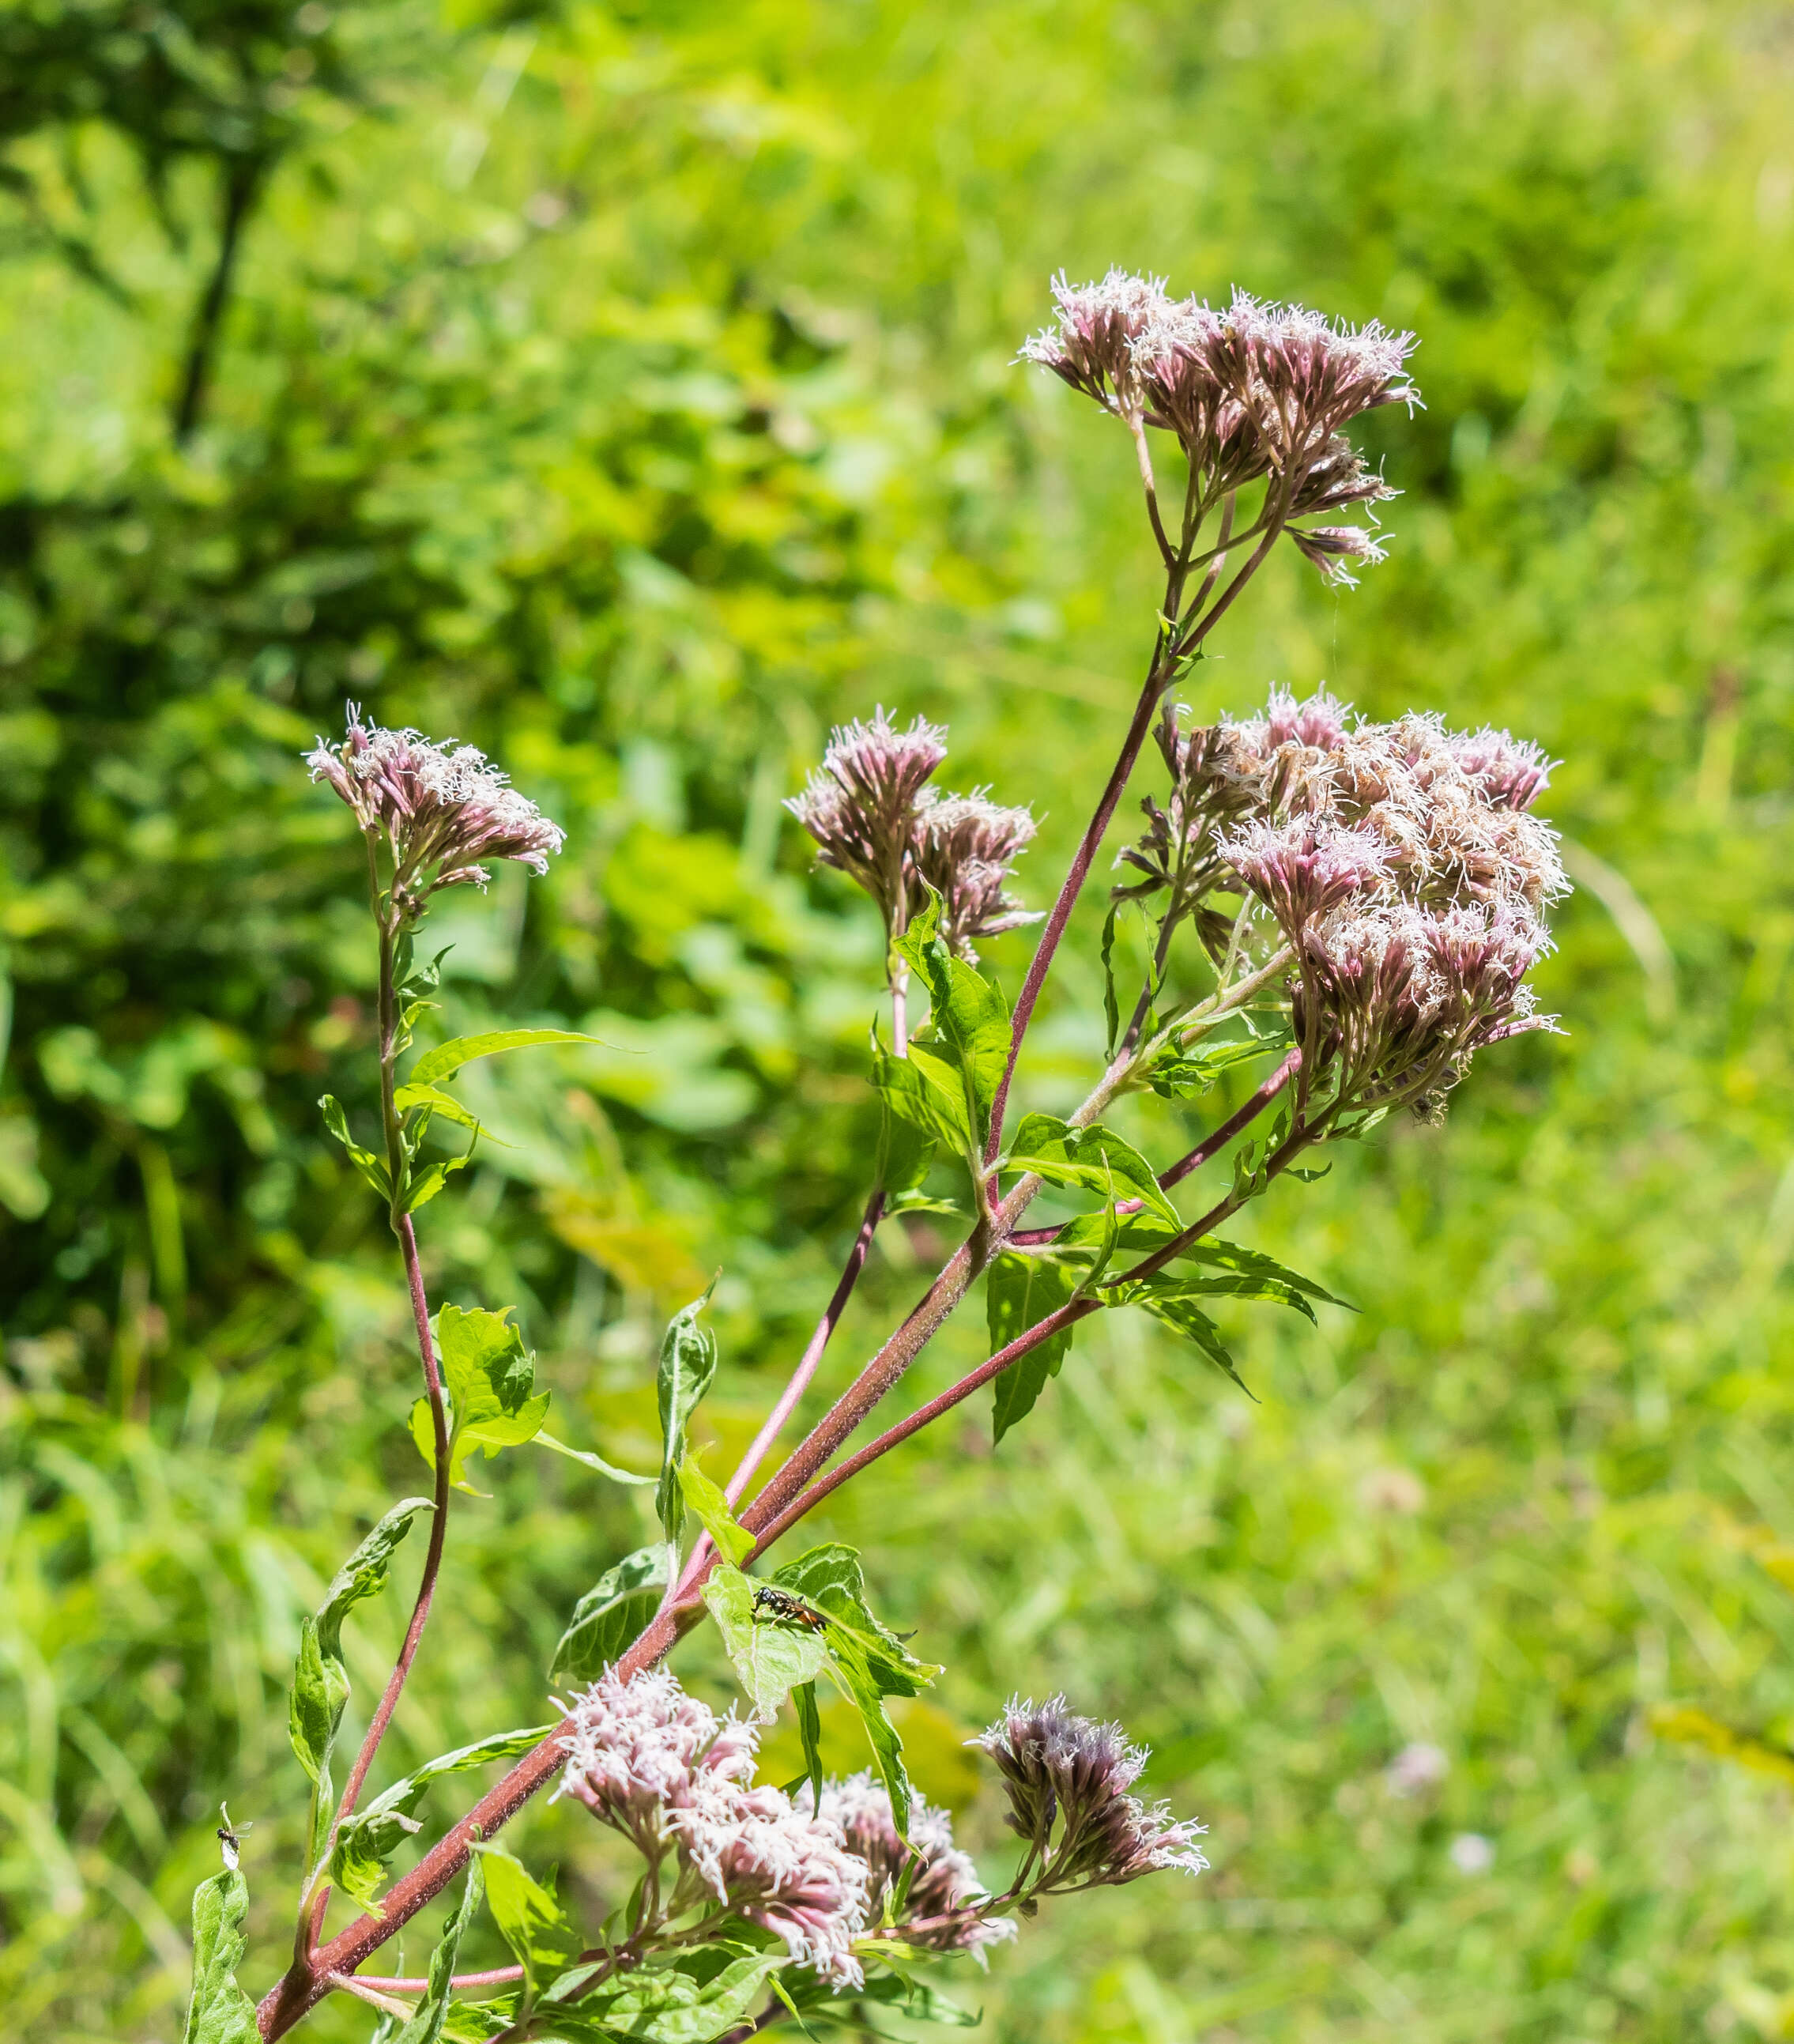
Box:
217, 1802, 253, 1871
752, 1585, 831, 1632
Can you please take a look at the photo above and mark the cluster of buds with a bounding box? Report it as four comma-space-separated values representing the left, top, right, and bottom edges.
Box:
787, 711, 1038, 960
1020, 273, 1419, 582
1126, 684, 1565, 1115
307, 704, 565, 905
974, 1695, 1208, 1895
801, 1772, 1015, 1959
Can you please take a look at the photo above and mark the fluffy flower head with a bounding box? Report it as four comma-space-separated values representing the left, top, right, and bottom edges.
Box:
804, 1771, 1014, 1957
974, 1695, 1208, 1892
306, 703, 564, 891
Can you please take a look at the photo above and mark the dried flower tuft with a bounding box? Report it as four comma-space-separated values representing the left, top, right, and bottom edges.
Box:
306, 704, 565, 897
974, 1695, 1208, 1893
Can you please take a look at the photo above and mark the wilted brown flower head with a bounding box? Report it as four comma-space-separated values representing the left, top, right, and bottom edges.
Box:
802, 1771, 1015, 1957
306, 705, 565, 898
974, 1695, 1208, 1894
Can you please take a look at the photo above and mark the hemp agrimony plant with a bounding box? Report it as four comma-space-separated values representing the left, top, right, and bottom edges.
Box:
183, 273, 1568, 2043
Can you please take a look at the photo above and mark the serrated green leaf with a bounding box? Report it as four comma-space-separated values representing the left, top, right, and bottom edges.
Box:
1005, 1112, 1179, 1229
404, 1152, 477, 1214
1148, 1037, 1271, 1099
872, 1044, 940, 1200
892, 890, 1010, 1145
469, 1841, 577, 1999
424, 1305, 551, 1492
330, 1725, 550, 1915
986, 1251, 1080, 1445
182, 1868, 258, 2044
703, 1563, 829, 1720
409, 1028, 605, 1088
655, 1280, 719, 1547
1114, 1280, 1254, 1396
550, 1545, 670, 1685
677, 1452, 756, 1566
872, 1033, 972, 1153
534, 1431, 656, 1487
770, 1545, 939, 1837
316, 1497, 434, 1663
541, 1952, 789, 2043
1175, 1238, 1353, 1310
288, 1613, 346, 1789
386, 1856, 484, 2044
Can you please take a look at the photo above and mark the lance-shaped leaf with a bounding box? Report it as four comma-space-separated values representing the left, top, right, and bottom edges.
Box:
789, 1680, 825, 1811
316, 1497, 434, 1664
409, 1028, 605, 1088
1004, 1112, 1179, 1229
677, 1452, 756, 1566
386, 1855, 484, 2044
550, 1546, 669, 1686
873, 1058, 938, 1205
330, 1724, 550, 1914
183, 1866, 258, 2044
655, 1281, 719, 1546
986, 1250, 1080, 1446
469, 1841, 578, 2001
288, 1614, 347, 1790
892, 891, 1010, 1147
771, 1544, 940, 1837
319, 1094, 392, 1200
872, 1028, 971, 1156
1108, 1275, 1253, 1395
703, 1563, 828, 1721
535, 1431, 656, 1488
1147, 1035, 1273, 1099
1168, 1237, 1353, 1317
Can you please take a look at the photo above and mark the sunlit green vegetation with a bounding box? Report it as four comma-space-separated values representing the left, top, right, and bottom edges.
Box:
6, 2, 1794, 2038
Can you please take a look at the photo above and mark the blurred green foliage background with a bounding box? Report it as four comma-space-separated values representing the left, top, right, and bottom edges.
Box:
6, 1, 1794, 2038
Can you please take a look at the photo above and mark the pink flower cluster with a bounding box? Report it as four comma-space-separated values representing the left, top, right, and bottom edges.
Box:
1130, 687, 1567, 1113
556, 1668, 870, 1984
801, 1771, 1015, 1959
1021, 273, 1419, 582
788, 711, 1038, 960
306, 705, 565, 894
